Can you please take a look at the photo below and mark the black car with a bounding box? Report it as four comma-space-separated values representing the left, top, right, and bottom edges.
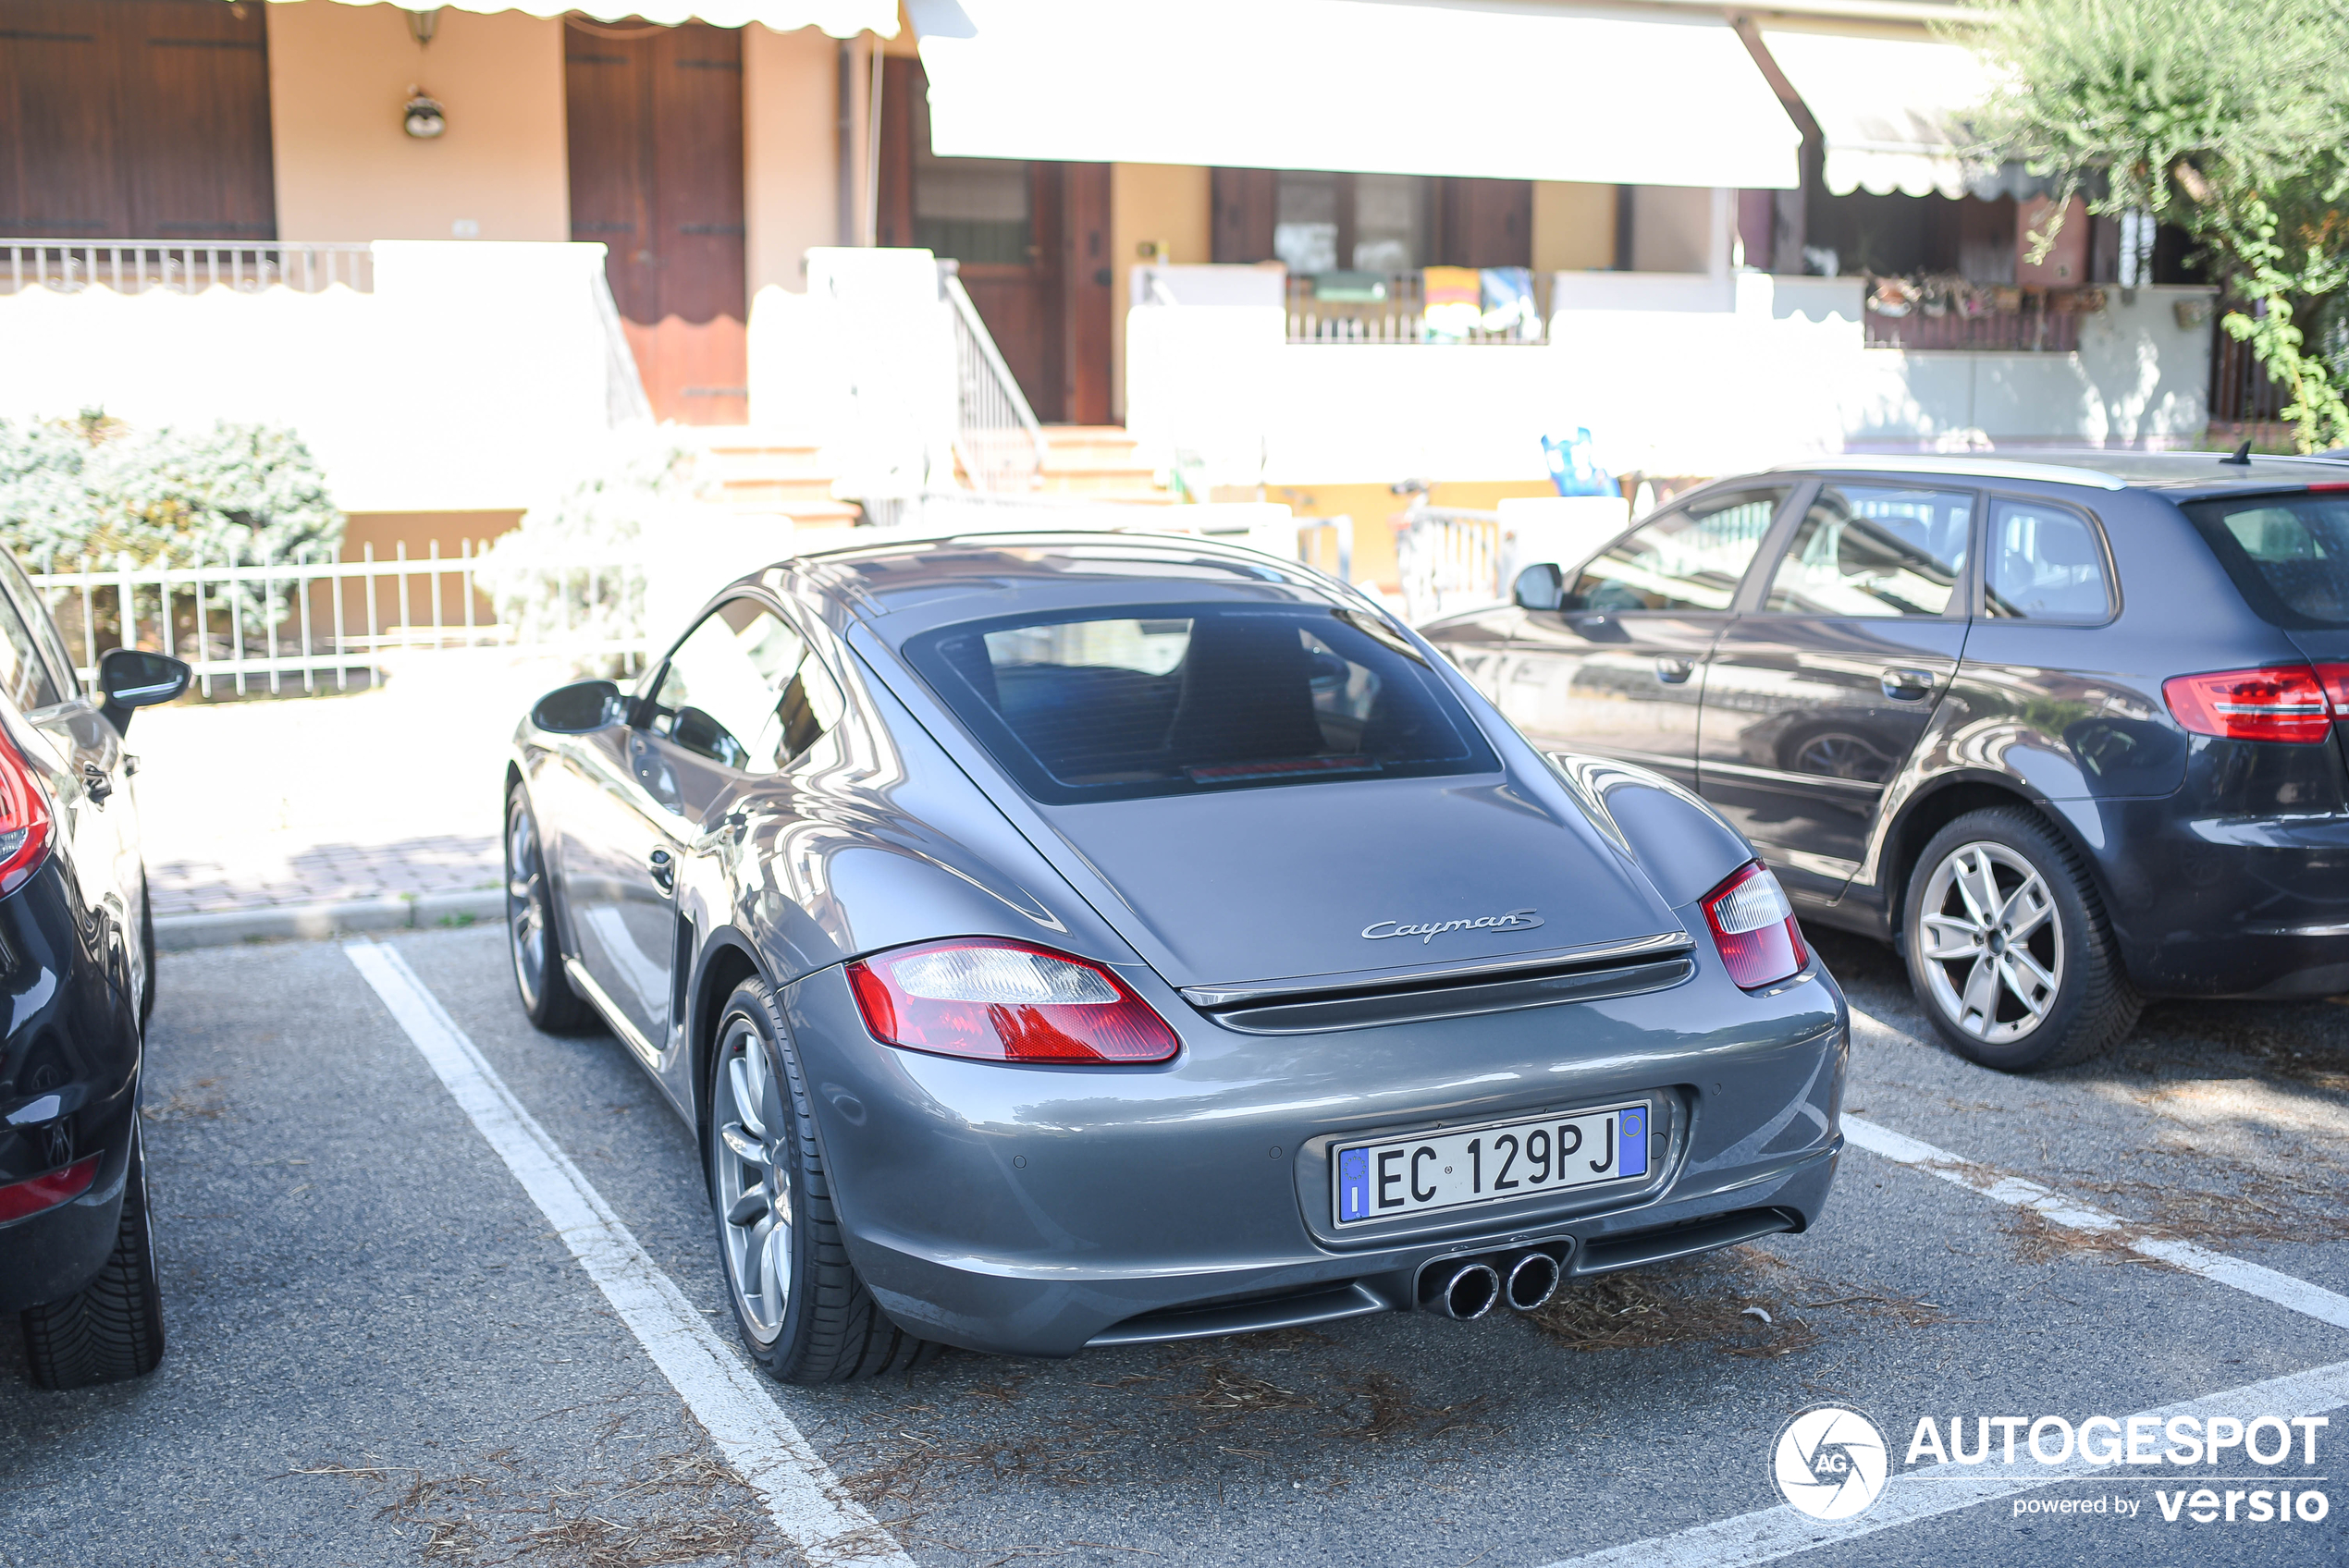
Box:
0, 545, 189, 1388
1425, 452, 2349, 1070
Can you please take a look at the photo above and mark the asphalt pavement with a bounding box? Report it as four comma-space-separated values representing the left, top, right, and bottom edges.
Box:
2, 925, 2344, 1568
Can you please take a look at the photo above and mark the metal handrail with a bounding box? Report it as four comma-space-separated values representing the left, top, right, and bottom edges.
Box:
939, 261, 1048, 493
587, 265, 655, 424
0, 239, 375, 296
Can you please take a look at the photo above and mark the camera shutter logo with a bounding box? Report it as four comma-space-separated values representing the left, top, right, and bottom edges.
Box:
1772, 1405, 1888, 1521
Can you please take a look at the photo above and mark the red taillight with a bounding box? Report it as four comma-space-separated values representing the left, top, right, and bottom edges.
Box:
0, 730, 51, 896
0, 1152, 98, 1223
2162, 666, 2334, 744
2317, 664, 2349, 723
1702, 862, 1807, 990
845, 938, 1181, 1064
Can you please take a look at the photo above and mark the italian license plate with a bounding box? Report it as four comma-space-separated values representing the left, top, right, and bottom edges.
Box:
1333, 1103, 1649, 1227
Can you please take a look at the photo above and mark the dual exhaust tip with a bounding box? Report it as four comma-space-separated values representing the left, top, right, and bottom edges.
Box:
1424, 1248, 1561, 1320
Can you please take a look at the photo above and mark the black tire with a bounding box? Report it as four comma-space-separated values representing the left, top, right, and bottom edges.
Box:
138, 873, 156, 1033
707, 977, 933, 1384
21, 1131, 166, 1388
505, 783, 596, 1035
1901, 807, 2140, 1072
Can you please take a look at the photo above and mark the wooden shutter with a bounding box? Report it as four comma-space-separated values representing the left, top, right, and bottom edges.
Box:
0, 0, 273, 239
1436, 178, 1531, 269
1211, 167, 1277, 263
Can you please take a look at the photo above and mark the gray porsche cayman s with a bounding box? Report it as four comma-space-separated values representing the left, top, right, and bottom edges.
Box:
504, 531, 1847, 1383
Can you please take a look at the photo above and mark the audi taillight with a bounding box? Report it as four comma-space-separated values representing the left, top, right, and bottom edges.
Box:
846, 938, 1180, 1064
0, 1152, 97, 1223
1702, 863, 1807, 990
2161, 665, 2334, 744
0, 730, 53, 895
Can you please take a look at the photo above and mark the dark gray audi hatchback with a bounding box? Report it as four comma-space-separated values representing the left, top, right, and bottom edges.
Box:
1425, 451, 2349, 1071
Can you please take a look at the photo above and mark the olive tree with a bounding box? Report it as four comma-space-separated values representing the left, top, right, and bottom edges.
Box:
1954, 0, 2349, 449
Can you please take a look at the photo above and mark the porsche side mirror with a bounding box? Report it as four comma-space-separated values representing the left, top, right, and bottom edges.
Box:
96, 648, 192, 737
1513, 562, 1566, 611
531, 679, 625, 734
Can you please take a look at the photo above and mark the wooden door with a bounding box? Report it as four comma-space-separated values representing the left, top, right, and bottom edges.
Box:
0, 0, 274, 239
565, 20, 746, 425
954, 163, 1063, 423
1057, 161, 1112, 426
877, 61, 1111, 426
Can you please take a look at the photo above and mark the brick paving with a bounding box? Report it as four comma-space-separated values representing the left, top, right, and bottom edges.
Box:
132, 649, 582, 917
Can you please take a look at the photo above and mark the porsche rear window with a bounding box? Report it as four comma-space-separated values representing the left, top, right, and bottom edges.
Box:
2184, 491, 2349, 628
904, 603, 1499, 803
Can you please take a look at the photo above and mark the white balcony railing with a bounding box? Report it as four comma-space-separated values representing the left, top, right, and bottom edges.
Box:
1284, 271, 1547, 345
0, 239, 375, 296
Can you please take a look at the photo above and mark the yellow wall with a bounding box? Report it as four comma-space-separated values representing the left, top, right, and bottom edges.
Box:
1273, 480, 1556, 590
1109, 163, 1212, 423
266, 2, 568, 242
1532, 181, 1615, 273
744, 23, 845, 295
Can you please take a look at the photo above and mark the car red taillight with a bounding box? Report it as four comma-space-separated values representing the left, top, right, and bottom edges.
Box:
2162, 665, 2335, 744
846, 938, 1181, 1064
1702, 862, 1807, 991
2315, 664, 2349, 725
0, 729, 51, 896
0, 1152, 98, 1223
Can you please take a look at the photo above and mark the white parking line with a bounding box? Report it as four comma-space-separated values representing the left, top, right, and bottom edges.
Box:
1840, 1113, 2349, 1332
1539, 1354, 2349, 1568
343, 941, 914, 1568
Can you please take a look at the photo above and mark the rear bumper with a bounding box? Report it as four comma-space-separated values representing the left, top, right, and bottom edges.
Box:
0, 1133, 131, 1313
2096, 803, 2349, 997
781, 943, 1847, 1359
0, 862, 143, 1313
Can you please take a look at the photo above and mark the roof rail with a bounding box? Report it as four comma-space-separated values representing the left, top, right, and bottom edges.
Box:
1776, 455, 2127, 491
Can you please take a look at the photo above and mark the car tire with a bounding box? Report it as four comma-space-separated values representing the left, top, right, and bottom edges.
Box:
707, 977, 934, 1384
506, 783, 596, 1035
20, 1130, 166, 1388
1901, 807, 2140, 1072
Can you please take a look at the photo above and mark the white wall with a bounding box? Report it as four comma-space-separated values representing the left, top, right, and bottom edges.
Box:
0, 243, 633, 512
1126, 270, 2217, 484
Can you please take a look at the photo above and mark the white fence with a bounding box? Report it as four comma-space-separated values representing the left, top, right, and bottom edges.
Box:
1394, 508, 1505, 624
26, 545, 651, 699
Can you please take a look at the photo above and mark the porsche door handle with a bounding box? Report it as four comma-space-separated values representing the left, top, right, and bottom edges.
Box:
1654, 657, 1695, 684
647, 848, 675, 892
1881, 668, 1937, 701
81, 763, 112, 804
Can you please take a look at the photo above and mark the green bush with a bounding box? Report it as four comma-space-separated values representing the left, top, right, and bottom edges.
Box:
476, 433, 697, 673
0, 410, 344, 571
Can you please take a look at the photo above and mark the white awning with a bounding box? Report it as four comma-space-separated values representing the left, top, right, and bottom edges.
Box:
1759, 28, 1991, 198
264, 0, 896, 36
904, 0, 1802, 189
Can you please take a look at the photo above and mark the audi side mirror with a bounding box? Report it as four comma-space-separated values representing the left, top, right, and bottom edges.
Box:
1513, 562, 1566, 612
531, 679, 625, 734
96, 648, 192, 737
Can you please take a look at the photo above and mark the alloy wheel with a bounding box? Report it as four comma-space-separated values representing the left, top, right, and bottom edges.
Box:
1916, 841, 2065, 1046
507, 804, 549, 1002
713, 1019, 793, 1345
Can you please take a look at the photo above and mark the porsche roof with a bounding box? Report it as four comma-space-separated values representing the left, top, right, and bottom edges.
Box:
768, 531, 1363, 641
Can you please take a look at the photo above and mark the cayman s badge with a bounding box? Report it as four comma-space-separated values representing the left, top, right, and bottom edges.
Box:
1361, 909, 1543, 945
